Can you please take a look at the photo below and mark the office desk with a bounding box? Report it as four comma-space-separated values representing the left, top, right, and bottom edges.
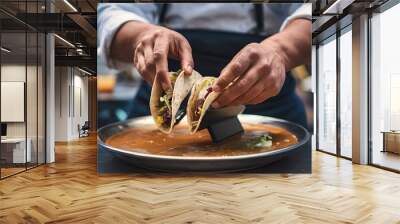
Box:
1, 138, 31, 164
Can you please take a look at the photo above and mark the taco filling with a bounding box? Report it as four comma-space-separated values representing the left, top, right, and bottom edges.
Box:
155, 73, 178, 128
191, 79, 215, 126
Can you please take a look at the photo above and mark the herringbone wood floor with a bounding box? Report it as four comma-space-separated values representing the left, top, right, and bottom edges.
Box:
1, 135, 400, 224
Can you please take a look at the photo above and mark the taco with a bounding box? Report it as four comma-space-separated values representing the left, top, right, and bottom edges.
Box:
150, 70, 201, 133
187, 77, 220, 133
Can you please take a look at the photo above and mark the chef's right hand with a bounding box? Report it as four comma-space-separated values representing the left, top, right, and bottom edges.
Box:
131, 23, 194, 90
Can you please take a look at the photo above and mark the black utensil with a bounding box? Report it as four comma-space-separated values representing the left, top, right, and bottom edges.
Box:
173, 92, 245, 143
198, 105, 245, 143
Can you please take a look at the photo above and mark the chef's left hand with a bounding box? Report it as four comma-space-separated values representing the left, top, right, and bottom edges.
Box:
211, 41, 287, 108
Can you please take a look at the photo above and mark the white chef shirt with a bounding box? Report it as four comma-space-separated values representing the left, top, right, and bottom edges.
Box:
98, 3, 312, 69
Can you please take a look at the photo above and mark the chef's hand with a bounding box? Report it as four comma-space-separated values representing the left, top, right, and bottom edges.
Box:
211, 19, 311, 108
111, 21, 194, 90
211, 42, 287, 108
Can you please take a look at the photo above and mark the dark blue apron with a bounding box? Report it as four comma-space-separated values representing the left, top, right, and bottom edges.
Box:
129, 5, 307, 128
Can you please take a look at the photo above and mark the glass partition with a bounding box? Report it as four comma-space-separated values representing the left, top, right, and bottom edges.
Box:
1, 30, 28, 177
26, 1, 46, 168
27, 31, 38, 169
0, 1, 46, 179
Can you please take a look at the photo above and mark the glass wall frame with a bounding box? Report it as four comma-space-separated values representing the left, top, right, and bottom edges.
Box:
315, 0, 400, 172
0, 0, 47, 180
316, 34, 338, 156
368, 0, 400, 173
315, 24, 353, 160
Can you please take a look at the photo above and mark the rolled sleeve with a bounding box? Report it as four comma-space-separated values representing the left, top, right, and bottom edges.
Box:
97, 3, 157, 69
280, 3, 312, 31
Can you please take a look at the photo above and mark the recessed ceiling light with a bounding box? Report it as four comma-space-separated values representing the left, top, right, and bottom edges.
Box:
78, 67, 93, 76
323, 0, 354, 15
54, 34, 75, 48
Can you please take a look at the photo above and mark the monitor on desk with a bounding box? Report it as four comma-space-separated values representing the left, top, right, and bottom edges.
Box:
1, 123, 7, 138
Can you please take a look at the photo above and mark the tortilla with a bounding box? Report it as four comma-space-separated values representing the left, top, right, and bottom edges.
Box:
187, 77, 220, 134
150, 70, 201, 133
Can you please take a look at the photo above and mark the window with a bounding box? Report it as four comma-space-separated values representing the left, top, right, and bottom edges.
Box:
339, 27, 352, 158
317, 36, 337, 154
370, 3, 400, 171
316, 26, 353, 159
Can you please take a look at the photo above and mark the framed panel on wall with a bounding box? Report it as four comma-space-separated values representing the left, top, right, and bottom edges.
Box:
1, 82, 25, 122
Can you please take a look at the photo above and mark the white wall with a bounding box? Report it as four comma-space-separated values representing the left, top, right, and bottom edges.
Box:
54, 67, 89, 141
72, 74, 89, 138
54, 67, 69, 141
1, 65, 26, 139
1, 65, 41, 138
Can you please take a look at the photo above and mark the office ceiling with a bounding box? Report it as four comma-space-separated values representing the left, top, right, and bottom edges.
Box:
0, 32, 45, 65
0, 0, 97, 73
311, 0, 391, 43
0, 0, 394, 72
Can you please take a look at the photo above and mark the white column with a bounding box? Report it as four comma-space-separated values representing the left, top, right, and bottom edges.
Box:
352, 14, 369, 164
45, 0, 55, 163
46, 33, 55, 163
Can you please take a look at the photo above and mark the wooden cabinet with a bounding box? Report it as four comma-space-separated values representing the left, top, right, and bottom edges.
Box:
382, 131, 400, 154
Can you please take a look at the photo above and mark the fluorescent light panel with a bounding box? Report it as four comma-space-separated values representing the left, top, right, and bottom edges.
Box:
323, 0, 355, 15
54, 34, 75, 48
63, 0, 78, 12
78, 67, 93, 76
1, 47, 11, 53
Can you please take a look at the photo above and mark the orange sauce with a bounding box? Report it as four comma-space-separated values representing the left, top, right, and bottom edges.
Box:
105, 123, 298, 157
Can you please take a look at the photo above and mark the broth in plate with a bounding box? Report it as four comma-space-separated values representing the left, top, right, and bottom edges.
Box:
105, 123, 298, 157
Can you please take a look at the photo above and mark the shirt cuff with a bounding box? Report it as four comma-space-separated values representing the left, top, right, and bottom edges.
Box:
280, 4, 312, 32
100, 11, 149, 69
